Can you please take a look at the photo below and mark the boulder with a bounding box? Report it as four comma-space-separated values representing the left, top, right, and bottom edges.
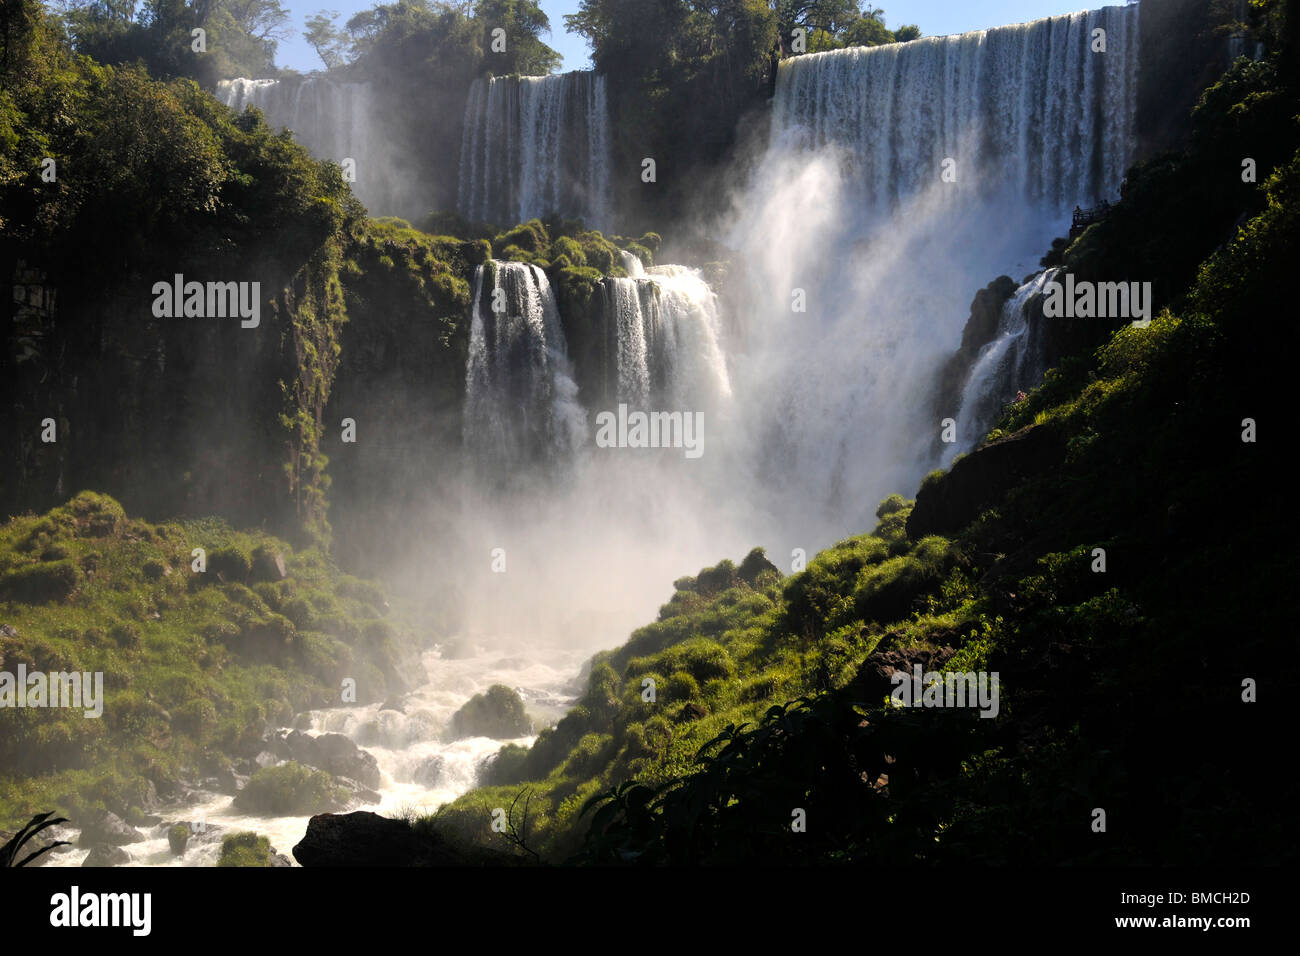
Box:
167, 823, 189, 856
293, 811, 520, 867
312, 733, 383, 789
77, 810, 143, 847
675, 702, 708, 722
161, 821, 225, 846
82, 845, 131, 866
275, 730, 382, 789
250, 546, 287, 582
907, 425, 1066, 538
449, 685, 529, 739
851, 646, 959, 702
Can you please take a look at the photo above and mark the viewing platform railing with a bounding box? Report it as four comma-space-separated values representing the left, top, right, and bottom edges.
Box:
1069, 201, 1113, 238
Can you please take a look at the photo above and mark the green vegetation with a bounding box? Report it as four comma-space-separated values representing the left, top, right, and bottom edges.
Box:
1, 811, 70, 867
216, 830, 275, 866
428, 19, 1300, 864
565, 0, 918, 229
450, 685, 530, 739
233, 762, 350, 815
0, 492, 415, 828
2, 1, 362, 544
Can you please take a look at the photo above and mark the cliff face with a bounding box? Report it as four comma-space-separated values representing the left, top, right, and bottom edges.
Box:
1, 241, 348, 548
1137, 0, 1235, 161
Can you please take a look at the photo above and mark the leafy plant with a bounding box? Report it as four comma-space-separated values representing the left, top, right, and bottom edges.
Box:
1, 811, 70, 867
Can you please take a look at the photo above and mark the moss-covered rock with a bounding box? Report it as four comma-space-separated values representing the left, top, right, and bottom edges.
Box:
449, 685, 529, 739
233, 762, 350, 816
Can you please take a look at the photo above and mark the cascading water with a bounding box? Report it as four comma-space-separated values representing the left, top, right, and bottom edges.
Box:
458, 72, 612, 230
42, 644, 583, 867
942, 268, 1061, 465
217, 76, 409, 215
772, 4, 1139, 217
67, 6, 1151, 868
727, 5, 1140, 546
463, 260, 586, 472
602, 257, 733, 411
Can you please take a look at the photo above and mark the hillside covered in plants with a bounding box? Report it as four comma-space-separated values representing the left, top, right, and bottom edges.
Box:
420, 39, 1298, 865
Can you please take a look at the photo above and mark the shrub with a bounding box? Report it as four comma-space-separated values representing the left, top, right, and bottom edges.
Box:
209, 546, 252, 583
664, 670, 699, 702
853, 537, 954, 623
217, 831, 273, 867
0, 560, 83, 603
232, 763, 349, 815
450, 685, 529, 739
482, 743, 531, 786
63, 492, 126, 537
173, 698, 216, 737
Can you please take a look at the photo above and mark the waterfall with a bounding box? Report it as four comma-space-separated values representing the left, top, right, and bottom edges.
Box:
771, 4, 1139, 218
463, 261, 585, 471
458, 72, 612, 230
725, 5, 1140, 542
602, 257, 732, 411
942, 269, 1060, 465
217, 76, 404, 215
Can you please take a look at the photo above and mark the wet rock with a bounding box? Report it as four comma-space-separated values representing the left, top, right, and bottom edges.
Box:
409, 756, 445, 787
270, 851, 293, 867
82, 845, 131, 867
931, 275, 1019, 421
77, 810, 143, 847
161, 821, 225, 846
250, 546, 287, 582
379, 695, 406, 713
275, 730, 382, 789
25, 841, 75, 867
293, 811, 521, 867
338, 778, 382, 806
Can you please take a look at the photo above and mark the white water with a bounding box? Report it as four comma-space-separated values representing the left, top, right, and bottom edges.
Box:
773, 5, 1138, 218
217, 76, 416, 216
44, 644, 585, 866
458, 72, 612, 230
57, 7, 1144, 867
714, 5, 1139, 549
463, 261, 587, 473
604, 258, 732, 409
942, 268, 1062, 464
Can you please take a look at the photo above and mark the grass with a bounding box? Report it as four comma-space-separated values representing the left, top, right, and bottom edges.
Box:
0, 492, 420, 830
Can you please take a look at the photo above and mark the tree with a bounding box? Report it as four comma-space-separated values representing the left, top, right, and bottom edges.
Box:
304, 9, 349, 68
473, 0, 561, 75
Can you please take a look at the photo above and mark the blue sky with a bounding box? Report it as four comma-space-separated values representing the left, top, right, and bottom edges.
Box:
274, 1, 1115, 73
